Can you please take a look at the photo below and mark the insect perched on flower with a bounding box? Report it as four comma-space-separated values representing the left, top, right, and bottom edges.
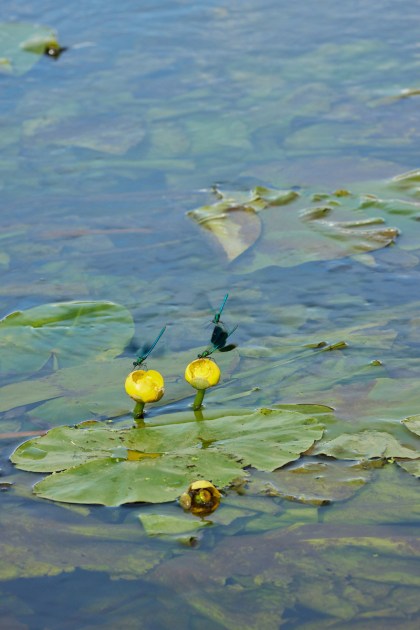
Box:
184, 357, 220, 410
126, 326, 166, 419
185, 294, 237, 410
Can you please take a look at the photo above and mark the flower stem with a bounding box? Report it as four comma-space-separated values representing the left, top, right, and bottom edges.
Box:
193, 389, 206, 410
193, 409, 204, 421
133, 401, 145, 419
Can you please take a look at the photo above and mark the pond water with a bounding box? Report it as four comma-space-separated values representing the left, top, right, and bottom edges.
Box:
1, 0, 420, 628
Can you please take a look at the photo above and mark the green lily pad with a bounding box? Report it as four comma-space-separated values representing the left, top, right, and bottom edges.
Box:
33, 452, 244, 506
221, 297, 420, 425
249, 459, 372, 505
10, 425, 126, 472
402, 415, 420, 438
11, 407, 324, 505
0, 301, 134, 377
187, 186, 298, 261
396, 459, 420, 478
189, 185, 399, 269
324, 465, 420, 525
312, 430, 419, 461
0, 22, 60, 76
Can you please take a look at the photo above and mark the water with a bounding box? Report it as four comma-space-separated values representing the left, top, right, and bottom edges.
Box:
1, 0, 420, 627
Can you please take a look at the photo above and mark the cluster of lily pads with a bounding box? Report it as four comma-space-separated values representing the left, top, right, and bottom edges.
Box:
1, 292, 419, 511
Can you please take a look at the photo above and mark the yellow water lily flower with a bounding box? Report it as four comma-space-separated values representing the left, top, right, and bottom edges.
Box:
179, 480, 222, 516
185, 357, 221, 411
184, 358, 220, 390
125, 369, 164, 406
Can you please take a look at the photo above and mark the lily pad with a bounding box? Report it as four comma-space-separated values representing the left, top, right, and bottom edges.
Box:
312, 430, 419, 461
402, 415, 420, 438
0, 301, 134, 377
249, 459, 372, 505
324, 465, 420, 525
222, 297, 420, 425
396, 459, 420, 478
187, 186, 298, 261
33, 452, 244, 506
10, 425, 126, 472
187, 198, 262, 261
188, 185, 399, 269
11, 407, 324, 505
0, 22, 61, 76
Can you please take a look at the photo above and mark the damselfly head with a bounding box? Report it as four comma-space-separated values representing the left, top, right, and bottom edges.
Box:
211, 293, 229, 325
132, 326, 166, 368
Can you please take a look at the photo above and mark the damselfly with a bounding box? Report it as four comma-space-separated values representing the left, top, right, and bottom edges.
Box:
212, 293, 229, 325
133, 326, 166, 368
209, 293, 237, 352
199, 293, 237, 358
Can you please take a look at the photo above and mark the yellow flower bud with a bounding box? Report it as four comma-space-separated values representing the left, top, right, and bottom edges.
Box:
184, 358, 220, 391
179, 480, 221, 516
125, 369, 164, 404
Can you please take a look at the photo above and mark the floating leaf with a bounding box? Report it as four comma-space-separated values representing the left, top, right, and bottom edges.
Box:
0, 301, 134, 377
207, 409, 324, 471
11, 407, 324, 505
187, 199, 262, 261
0, 22, 61, 76
187, 186, 298, 261
249, 459, 372, 505
189, 184, 400, 270
402, 415, 420, 438
10, 425, 126, 472
33, 452, 245, 506
312, 430, 419, 461
396, 459, 420, 478
325, 465, 420, 525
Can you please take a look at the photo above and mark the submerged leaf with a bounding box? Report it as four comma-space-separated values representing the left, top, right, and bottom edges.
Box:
0, 22, 61, 76
0, 502, 164, 581
23, 115, 146, 155
189, 184, 400, 270
0, 300, 134, 377
187, 200, 261, 261
313, 430, 418, 461
187, 186, 299, 261
139, 513, 210, 536
249, 459, 372, 505
150, 505, 420, 629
